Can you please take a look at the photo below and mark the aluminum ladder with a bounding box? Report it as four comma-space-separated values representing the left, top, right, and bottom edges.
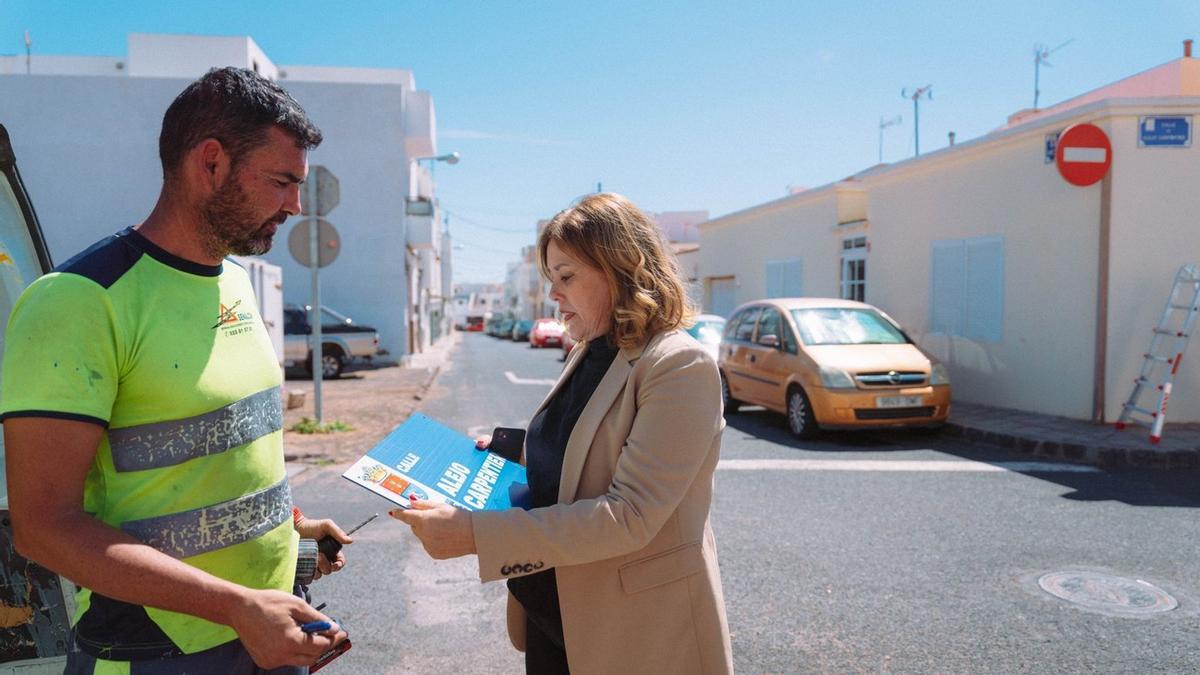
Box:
1115, 263, 1200, 443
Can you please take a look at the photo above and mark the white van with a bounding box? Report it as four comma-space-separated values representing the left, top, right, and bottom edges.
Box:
0, 124, 75, 673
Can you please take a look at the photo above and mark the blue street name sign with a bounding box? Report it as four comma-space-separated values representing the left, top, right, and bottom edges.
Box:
1139, 116, 1192, 147
1044, 131, 1061, 164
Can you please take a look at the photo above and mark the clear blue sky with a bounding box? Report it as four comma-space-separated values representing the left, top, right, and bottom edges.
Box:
2, 1, 1196, 283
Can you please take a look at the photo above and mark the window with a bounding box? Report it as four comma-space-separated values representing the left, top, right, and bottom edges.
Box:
931, 236, 1004, 341
756, 308, 782, 345
840, 237, 867, 301
791, 308, 907, 346
734, 307, 762, 342
765, 259, 803, 298
723, 310, 744, 339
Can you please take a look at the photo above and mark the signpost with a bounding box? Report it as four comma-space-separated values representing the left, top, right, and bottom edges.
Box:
291, 165, 340, 423
1055, 123, 1111, 187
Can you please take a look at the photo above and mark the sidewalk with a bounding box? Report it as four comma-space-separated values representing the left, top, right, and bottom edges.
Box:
283, 331, 461, 472
946, 402, 1200, 469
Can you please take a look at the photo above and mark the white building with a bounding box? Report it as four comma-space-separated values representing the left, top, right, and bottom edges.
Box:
452, 282, 504, 328
698, 45, 1200, 423
0, 32, 450, 360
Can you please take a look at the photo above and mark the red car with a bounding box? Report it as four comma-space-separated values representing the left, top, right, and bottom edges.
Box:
529, 318, 565, 348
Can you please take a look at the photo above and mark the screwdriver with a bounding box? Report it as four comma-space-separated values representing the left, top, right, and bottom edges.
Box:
318, 513, 378, 562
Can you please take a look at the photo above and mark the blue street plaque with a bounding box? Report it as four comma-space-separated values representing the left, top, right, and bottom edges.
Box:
1139, 116, 1192, 147
1044, 131, 1060, 164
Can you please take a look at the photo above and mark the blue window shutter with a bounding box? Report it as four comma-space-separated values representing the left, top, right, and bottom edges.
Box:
931, 240, 965, 335
965, 236, 1004, 342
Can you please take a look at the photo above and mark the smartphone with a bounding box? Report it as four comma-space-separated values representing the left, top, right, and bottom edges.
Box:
489, 427, 526, 463
310, 638, 352, 673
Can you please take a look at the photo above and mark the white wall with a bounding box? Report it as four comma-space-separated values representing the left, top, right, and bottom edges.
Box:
0, 73, 420, 359
1105, 107, 1200, 422
264, 80, 411, 358
864, 126, 1101, 419
698, 187, 841, 314
696, 98, 1200, 421
0, 75, 181, 260
127, 34, 278, 79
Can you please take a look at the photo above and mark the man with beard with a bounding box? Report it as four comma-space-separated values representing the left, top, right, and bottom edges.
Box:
0, 67, 350, 673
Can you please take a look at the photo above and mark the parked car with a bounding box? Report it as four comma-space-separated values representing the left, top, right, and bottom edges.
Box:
511, 319, 534, 341
530, 318, 565, 348
495, 318, 515, 338
719, 298, 951, 438
463, 316, 485, 332
686, 313, 726, 362
0, 124, 77, 670
283, 303, 383, 378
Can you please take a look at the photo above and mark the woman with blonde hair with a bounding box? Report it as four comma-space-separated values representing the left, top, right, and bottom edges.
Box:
394, 193, 732, 674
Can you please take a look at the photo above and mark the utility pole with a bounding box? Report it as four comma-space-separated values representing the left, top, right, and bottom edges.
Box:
1033, 39, 1073, 109
901, 85, 932, 156
878, 115, 902, 163
23, 30, 31, 75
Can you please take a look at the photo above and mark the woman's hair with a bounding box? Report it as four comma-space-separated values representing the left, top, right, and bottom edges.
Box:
538, 193, 695, 349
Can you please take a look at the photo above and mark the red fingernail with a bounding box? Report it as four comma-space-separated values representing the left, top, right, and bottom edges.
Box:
409, 494, 419, 501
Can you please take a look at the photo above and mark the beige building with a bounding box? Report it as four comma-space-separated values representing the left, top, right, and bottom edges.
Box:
699, 48, 1200, 423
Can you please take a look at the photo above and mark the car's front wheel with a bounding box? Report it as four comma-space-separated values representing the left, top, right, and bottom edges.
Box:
307, 347, 344, 379
786, 386, 818, 439
720, 372, 741, 415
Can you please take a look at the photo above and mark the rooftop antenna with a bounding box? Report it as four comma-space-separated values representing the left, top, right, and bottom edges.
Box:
23, 30, 31, 75
878, 114, 902, 163
901, 85, 932, 156
1033, 39, 1073, 109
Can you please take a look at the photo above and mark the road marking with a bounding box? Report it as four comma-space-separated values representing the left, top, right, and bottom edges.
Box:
505, 371, 557, 386
717, 459, 1101, 473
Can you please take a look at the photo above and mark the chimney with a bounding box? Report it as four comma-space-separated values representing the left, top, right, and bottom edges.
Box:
948, 131, 956, 146
1186, 39, 1194, 58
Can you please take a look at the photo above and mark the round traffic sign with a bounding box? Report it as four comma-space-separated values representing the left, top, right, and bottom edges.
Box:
1055, 123, 1111, 187
288, 218, 340, 267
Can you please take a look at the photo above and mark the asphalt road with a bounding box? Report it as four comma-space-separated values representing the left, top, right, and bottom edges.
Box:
294, 332, 1200, 674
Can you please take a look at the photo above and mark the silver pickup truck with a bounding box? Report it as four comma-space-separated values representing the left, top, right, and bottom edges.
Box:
283, 304, 383, 378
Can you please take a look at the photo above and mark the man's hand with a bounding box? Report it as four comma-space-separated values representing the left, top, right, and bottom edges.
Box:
294, 517, 351, 580
389, 499, 476, 559
227, 588, 347, 669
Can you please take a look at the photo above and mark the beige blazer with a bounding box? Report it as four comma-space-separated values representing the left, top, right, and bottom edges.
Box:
472, 329, 733, 674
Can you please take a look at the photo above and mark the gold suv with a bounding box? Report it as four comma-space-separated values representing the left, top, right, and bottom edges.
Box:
719, 298, 951, 438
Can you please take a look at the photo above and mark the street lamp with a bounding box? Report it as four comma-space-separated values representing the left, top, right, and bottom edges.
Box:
407, 151, 460, 216
413, 151, 460, 166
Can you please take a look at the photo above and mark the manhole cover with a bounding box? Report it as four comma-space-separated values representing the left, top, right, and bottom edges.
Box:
1038, 571, 1178, 616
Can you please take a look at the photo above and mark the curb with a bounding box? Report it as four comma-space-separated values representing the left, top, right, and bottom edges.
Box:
943, 421, 1200, 470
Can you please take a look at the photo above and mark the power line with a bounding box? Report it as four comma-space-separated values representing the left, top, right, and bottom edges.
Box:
453, 239, 522, 256
442, 208, 533, 234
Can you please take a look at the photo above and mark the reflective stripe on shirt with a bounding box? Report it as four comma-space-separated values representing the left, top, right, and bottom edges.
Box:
107, 386, 283, 472
121, 477, 291, 559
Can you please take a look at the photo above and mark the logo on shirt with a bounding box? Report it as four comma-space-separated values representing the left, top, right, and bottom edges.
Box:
212, 300, 243, 328
213, 299, 256, 336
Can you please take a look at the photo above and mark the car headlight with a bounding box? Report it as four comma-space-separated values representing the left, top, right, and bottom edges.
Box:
930, 363, 950, 385
818, 366, 856, 389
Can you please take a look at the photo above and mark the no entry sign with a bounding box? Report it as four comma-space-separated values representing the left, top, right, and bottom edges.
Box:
1055, 123, 1111, 186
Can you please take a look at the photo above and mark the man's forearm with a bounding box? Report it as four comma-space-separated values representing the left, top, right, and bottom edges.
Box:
16, 512, 248, 627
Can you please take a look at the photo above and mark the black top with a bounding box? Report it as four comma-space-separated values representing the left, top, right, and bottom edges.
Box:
507, 336, 620, 648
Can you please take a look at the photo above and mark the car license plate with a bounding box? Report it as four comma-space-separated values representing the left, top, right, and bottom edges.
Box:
876, 395, 923, 408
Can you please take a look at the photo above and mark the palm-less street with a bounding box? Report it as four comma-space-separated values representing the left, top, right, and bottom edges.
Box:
294, 333, 1200, 674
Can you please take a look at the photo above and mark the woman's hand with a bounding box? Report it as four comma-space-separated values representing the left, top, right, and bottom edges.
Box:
389, 499, 476, 559
475, 434, 491, 449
